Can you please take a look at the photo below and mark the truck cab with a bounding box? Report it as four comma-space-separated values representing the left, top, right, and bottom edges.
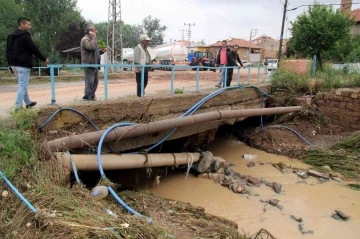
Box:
264, 58, 278, 70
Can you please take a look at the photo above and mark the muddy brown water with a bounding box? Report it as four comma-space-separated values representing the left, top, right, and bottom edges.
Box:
147, 140, 360, 239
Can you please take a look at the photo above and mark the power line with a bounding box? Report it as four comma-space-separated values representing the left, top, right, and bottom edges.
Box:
179, 29, 188, 42
287, 2, 360, 11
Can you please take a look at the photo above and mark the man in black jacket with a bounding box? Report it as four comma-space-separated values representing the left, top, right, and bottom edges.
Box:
6, 17, 48, 109
224, 45, 244, 87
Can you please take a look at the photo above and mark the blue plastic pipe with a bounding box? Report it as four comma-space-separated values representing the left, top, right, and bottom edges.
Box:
0, 170, 37, 213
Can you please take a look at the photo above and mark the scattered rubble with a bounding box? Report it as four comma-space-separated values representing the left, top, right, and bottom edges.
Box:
269, 199, 279, 206
2, 190, 9, 198
298, 224, 314, 235
272, 182, 282, 194
291, 215, 303, 223
333, 209, 350, 221
243, 154, 257, 160
247, 161, 256, 168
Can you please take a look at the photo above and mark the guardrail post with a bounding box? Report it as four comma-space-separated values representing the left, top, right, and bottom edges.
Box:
38, 67, 41, 77
196, 66, 200, 92
171, 66, 175, 94
247, 67, 251, 84
264, 68, 267, 83
237, 67, 240, 85
57, 68, 60, 76
104, 65, 108, 100
50, 66, 56, 105
270, 68, 273, 82
257, 67, 260, 84
141, 65, 145, 97
224, 67, 227, 88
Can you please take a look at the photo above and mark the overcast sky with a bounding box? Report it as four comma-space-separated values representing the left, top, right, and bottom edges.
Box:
77, 0, 351, 44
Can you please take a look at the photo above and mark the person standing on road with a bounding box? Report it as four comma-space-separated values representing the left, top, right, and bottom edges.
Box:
224, 45, 243, 87
134, 34, 151, 97
80, 24, 106, 101
6, 17, 48, 110
215, 40, 231, 88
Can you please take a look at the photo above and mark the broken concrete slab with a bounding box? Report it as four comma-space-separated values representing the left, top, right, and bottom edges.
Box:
307, 170, 330, 179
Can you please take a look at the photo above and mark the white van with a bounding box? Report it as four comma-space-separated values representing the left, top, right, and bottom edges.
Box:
265, 58, 278, 70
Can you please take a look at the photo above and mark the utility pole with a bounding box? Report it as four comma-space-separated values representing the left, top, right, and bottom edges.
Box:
248, 29, 258, 61
184, 23, 195, 49
179, 29, 188, 42
278, 0, 288, 64
107, 0, 123, 72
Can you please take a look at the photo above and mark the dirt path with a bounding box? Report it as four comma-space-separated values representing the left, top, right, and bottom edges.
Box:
0, 69, 270, 117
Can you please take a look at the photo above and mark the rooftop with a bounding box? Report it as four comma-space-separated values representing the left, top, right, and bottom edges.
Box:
210, 38, 261, 49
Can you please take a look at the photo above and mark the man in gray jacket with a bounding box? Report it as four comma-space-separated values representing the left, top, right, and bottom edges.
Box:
80, 24, 106, 101
134, 34, 151, 97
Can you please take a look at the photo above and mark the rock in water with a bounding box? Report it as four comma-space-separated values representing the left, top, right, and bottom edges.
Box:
269, 199, 279, 206
196, 151, 214, 174
272, 182, 282, 194
307, 170, 330, 179
247, 161, 256, 168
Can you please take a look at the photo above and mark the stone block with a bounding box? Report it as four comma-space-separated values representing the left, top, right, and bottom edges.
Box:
346, 103, 355, 110
335, 89, 342, 96
316, 92, 324, 100
344, 97, 354, 103
324, 94, 328, 100
330, 101, 340, 107
339, 102, 347, 108
333, 96, 344, 101
351, 93, 358, 99
351, 124, 360, 130
295, 97, 312, 106
328, 94, 334, 100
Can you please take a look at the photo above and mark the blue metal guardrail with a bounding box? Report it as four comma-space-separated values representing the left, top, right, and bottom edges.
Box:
7, 64, 273, 104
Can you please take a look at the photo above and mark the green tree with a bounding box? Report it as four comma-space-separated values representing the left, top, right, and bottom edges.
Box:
142, 15, 167, 46
290, 4, 354, 67
22, 0, 82, 54
0, 0, 24, 65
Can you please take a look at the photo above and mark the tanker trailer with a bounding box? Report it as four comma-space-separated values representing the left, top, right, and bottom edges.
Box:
153, 43, 188, 71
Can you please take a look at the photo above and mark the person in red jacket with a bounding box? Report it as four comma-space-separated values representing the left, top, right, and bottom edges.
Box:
6, 17, 48, 110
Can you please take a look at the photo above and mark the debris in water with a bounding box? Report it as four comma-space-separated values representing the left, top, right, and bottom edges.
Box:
247, 161, 256, 168
260, 199, 268, 204
297, 171, 309, 179
248, 176, 261, 186
196, 151, 214, 173
322, 165, 332, 171
155, 175, 161, 186
269, 199, 279, 206
277, 205, 284, 210
334, 209, 350, 221
272, 182, 282, 194
331, 213, 341, 220
291, 215, 303, 223
331, 177, 343, 183
243, 154, 257, 160
318, 178, 328, 184
298, 223, 313, 234
2, 191, 9, 198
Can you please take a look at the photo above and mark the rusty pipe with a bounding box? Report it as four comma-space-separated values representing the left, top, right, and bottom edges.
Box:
57, 152, 201, 171
47, 106, 301, 151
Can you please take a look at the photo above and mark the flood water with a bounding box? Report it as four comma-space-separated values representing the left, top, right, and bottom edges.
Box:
147, 140, 360, 239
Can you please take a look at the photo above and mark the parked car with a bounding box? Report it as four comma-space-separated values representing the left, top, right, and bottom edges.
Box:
241, 60, 252, 67
264, 58, 278, 70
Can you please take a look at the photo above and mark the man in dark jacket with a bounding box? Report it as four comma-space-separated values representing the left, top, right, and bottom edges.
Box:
224, 45, 244, 87
6, 17, 48, 109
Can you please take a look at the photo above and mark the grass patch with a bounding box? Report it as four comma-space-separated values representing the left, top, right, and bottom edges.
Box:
302, 131, 360, 180
0, 110, 38, 179
272, 66, 360, 94
174, 87, 184, 94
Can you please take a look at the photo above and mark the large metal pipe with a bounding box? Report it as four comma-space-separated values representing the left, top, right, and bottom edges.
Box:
47, 106, 301, 151
57, 152, 201, 171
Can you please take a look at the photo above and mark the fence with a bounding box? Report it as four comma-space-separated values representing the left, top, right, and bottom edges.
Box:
3, 64, 273, 104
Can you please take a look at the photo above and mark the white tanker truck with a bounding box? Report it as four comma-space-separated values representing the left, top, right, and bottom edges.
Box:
123, 42, 188, 71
